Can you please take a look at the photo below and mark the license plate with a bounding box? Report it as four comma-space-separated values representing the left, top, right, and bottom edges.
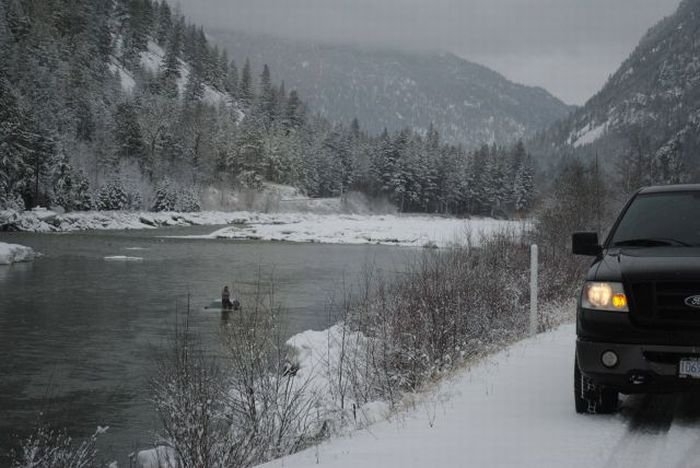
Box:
679, 359, 700, 378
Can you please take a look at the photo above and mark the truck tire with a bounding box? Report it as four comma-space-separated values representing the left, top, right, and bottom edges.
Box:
574, 359, 618, 414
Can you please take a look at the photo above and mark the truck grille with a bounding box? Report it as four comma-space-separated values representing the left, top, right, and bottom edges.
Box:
630, 281, 700, 327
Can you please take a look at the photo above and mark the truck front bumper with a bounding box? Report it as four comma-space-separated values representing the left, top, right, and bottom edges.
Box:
577, 339, 700, 393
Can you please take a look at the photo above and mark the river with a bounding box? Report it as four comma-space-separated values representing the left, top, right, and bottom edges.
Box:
0, 226, 414, 464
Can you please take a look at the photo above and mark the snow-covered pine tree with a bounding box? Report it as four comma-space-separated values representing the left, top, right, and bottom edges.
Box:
154, 0, 173, 46
159, 19, 182, 99
96, 180, 128, 210
114, 101, 149, 175
284, 90, 305, 129
175, 187, 200, 212
151, 179, 177, 211
652, 136, 687, 185
184, 66, 204, 103
226, 59, 239, 97
239, 58, 253, 108
51, 151, 75, 210
257, 64, 276, 128
73, 171, 93, 211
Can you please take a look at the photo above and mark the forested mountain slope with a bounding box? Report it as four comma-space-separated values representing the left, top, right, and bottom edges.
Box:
211, 30, 574, 148
531, 0, 700, 189
0, 0, 536, 217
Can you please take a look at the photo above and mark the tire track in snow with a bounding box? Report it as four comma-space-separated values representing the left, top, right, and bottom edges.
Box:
603, 394, 677, 468
667, 394, 700, 468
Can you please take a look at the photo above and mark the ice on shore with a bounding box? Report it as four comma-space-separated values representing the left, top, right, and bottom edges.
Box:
0, 242, 38, 265
104, 256, 144, 262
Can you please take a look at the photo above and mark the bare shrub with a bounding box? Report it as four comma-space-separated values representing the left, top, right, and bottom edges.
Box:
150, 309, 246, 468
11, 423, 106, 468
220, 278, 322, 463
340, 229, 577, 403
149, 281, 322, 467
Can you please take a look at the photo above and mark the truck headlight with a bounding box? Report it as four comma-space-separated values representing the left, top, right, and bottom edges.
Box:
582, 282, 629, 312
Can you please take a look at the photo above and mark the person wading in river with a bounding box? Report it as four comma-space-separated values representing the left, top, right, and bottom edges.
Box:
222, 285, 233, 310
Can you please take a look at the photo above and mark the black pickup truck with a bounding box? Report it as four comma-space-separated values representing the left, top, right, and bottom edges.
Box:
573, 185, 700, 414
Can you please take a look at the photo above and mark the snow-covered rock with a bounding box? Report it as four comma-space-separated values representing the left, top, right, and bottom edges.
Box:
0, 242, 38, 265
135, 445, 177, 468
1, 209, 57, 232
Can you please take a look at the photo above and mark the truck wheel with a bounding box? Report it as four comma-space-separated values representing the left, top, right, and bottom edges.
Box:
574, 359, 618, 414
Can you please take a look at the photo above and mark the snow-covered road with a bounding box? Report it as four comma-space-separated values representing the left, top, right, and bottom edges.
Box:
259, 325, 700, 468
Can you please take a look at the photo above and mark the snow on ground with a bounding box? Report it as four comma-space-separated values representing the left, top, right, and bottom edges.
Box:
108, 61, 136, 94
0, 242, 38, 265
286, 325, 391, 429
140, 40, 165, 74
172, 50, 230, 108
259, 325, 700, 468
123, 39, 231, 107
1, 208, 523, 248
571, 121, 607, 148
175, 214, 522, 248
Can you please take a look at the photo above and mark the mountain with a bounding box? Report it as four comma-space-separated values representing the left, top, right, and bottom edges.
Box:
210, 30, 574, 148
0, 0, 537, 218
531, 0, 700, 186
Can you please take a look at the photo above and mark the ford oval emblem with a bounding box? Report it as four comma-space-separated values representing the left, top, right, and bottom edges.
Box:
685, 295, 700, 308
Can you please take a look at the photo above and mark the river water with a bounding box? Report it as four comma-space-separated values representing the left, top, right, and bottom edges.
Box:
0, 226, 414, 464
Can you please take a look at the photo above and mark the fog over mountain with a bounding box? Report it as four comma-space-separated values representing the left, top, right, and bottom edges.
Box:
175, 0, 680, 105
211, 30, 573, 148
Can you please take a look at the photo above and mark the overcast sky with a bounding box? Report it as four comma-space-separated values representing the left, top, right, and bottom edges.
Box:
176, 0, 681, 105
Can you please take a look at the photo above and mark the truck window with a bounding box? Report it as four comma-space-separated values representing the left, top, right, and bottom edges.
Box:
609, 192, 700, 247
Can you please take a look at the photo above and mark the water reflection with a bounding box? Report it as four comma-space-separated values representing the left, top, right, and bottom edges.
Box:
0, 261, 33, 283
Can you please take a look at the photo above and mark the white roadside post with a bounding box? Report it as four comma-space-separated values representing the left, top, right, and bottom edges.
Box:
529, 244, 539, 336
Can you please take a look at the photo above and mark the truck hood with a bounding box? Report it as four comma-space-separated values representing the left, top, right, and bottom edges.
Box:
592, 247, 700, 283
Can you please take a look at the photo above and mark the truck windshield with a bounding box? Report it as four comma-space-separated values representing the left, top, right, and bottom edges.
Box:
610, 191, 700, 248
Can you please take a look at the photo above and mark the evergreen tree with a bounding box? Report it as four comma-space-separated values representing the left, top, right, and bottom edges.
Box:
0, 76, 29, 203
239, 58, 253, 108
51, 150, 75, 210
175, 186, 200, 212
113, 102, 148, 173
277, 81, 287, 115
257, 64, 276, 127
184, 67, 204, 102
73, 170, 93, 211
226, 59, 238, 96
152, 179, 177, 211
159, 20, 182, 98
155, 0, 173, 45
0, 2, 9, 63
284, 90, 304, 129
512, 156, 534, 214
96, 180, 128, 210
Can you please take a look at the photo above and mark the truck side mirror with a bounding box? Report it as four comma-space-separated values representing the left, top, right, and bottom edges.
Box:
572, 232, 602, 256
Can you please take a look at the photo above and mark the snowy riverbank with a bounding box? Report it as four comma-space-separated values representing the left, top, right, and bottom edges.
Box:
258, 324, 700, 468
0, 242, 38, 265
0, 209, 525, 248
170, 213, 524, 248
0, 208, 253, 232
